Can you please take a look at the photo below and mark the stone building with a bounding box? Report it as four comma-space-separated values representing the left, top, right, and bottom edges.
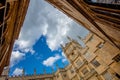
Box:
0, 0, 120, 79
62, 33, 120, 80
54, 68, 70, 80
0, 0, 29, 74
1, 33, 120, 80
45, 0, 120, 79
0, 68, 65, 80
46, 0, 120, 49
8, 74, 55, 80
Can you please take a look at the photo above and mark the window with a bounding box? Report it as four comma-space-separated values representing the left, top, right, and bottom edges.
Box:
70, 52, 77, 61
70, 69, 74, 74
98, 43, 104, 48
91, 0, 97, 2
115, 73, 120, 79
76, 59, 82, 67
56, 74, 59, 78
103, 71, 113, 80
113, 54, 120, 62
89, 36, 93, 42
63, 74, 66, 77
81, 67, 89, 75
83, 52, 91, 59
91, 59, 100, 68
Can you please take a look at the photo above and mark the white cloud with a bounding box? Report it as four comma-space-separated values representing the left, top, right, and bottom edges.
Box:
62, 58, 67, 63
14, 0, 89, 54
10, 51, 25, 67
12, 68, 23, 76
8, 0, 89, 70
46, 15, 73, 50
43, 54, 61, 67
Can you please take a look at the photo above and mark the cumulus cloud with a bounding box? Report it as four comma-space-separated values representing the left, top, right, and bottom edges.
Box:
10, 51, 25, 67
12, 68, 23, 76
10, 0, 89, 68
43, 54, 61, 67
14, 0, 89, 52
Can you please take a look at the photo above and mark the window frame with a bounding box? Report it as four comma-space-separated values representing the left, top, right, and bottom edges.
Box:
91, 59, 100, 68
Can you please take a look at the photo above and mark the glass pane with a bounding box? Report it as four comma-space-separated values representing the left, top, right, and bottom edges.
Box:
81, 67, 89, 75
103, 71, 113, 80
91, 59, 100, 68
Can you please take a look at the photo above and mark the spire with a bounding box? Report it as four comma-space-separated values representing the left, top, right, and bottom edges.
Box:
62, 61, 65, 67
34, 68, 36, 75
60, 44, 64, 50
43, 68, 46, 74
56, 63, 59, 70
67, 36, 72, 41
78, 35, 83, 41
51, 67, 54, 74
22, 69, 25, 76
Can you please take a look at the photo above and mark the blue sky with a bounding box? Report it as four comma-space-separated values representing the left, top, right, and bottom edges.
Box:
9, 0, 89, 76
10, 35, 68, 75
